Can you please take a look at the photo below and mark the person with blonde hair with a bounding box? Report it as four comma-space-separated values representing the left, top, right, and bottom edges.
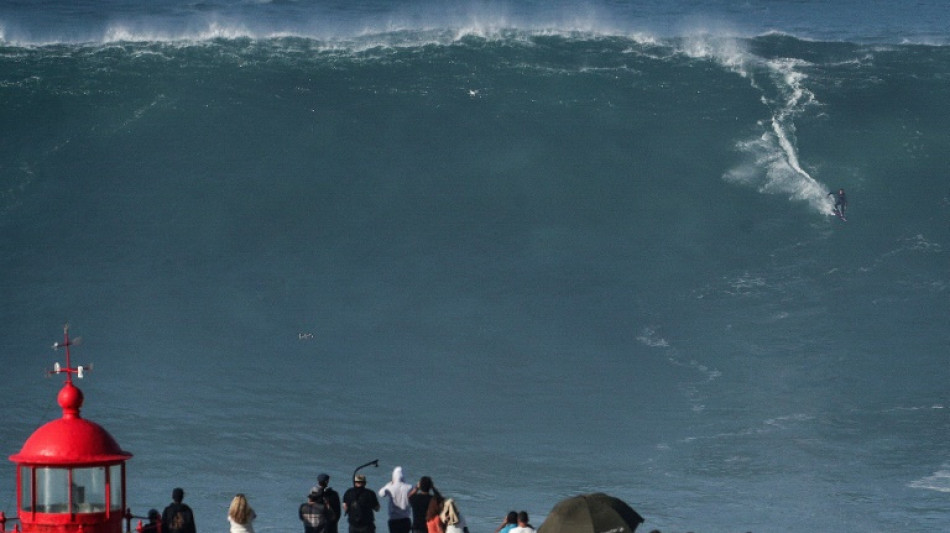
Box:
438, 499, 468, 533
228, 494, 257, 533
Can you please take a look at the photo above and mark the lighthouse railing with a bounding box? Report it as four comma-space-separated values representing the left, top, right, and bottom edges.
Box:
0, 511, 21, 533
124, 508, 161, 533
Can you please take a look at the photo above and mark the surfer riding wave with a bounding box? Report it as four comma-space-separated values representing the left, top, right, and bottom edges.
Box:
828, 188, 847, 217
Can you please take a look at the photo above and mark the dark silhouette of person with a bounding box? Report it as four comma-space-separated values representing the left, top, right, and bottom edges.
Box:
162, 488, 196, 533
829, 188, 847, 216
314, 474, 342, 533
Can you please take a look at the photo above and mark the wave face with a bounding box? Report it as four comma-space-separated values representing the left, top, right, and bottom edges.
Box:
2, 9, 950, 533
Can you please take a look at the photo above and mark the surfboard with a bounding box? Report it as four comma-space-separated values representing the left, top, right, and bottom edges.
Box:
833, 208, 847, 222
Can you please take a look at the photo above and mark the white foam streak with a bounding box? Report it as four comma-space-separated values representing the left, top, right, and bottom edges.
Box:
682, 34, 834, 215
760, 58, 836, 213
909, 467, 950, 493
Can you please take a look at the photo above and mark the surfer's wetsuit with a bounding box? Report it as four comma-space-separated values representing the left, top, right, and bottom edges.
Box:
829, 189, 847, 214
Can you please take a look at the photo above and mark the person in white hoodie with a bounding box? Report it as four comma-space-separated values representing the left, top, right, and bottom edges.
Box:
378, 466, 413, 533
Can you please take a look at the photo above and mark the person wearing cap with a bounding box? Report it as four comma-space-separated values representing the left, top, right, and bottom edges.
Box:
378, 467, 413, 533
300, 488, 337, 533
313, 474, 342, 533
342, 474, 380, 533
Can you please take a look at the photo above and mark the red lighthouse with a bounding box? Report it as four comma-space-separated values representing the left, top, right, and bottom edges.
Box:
8, 326, 133, 533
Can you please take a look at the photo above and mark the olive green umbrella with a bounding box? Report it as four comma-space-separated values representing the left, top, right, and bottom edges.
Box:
538, 493, 645, 533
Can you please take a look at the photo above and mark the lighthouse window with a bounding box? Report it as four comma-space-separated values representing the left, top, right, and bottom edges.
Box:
109, 464, 123, 511
19, 467, 32, 512
35, 467, 69, 513
25, 466, 111, 514
72, 467, 107, 513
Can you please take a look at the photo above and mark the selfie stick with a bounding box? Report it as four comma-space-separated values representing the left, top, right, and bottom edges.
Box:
352, 459, 379, 481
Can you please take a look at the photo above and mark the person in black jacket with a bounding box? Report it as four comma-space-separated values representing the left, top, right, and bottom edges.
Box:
313, 474, 342, 533
407, 477, 439, 533
162, 488, 197, 533
828, 188, 847, 216
142, 509, 161, 533
342, 475, 380, 533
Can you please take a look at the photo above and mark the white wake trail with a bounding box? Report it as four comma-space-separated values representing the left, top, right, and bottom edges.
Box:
681, 34, 835, 215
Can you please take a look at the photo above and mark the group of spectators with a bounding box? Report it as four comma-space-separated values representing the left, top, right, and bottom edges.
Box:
305, 466, 536, 533
336, 466, 467, 533
141, 488, 253, 533
141, 469, 538, 533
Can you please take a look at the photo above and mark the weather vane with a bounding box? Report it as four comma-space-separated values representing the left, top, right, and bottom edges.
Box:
48, 323, 91, 382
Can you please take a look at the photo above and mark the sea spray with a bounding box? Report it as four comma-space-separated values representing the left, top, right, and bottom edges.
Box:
678, 33, 835, 214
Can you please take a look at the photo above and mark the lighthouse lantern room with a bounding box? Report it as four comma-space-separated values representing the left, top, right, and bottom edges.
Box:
8, 326, 132, 533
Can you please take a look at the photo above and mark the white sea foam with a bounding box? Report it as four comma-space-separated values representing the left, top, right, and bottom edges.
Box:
909, 467, 950, 493
678, 33, 835, 215
637, 326, 721, 415
0, 0, 661, 51
636, 326, 669, 348
101, 20, 261, 44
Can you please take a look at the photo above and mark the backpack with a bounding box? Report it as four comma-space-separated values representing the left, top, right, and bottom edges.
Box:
309, 507, 326, 528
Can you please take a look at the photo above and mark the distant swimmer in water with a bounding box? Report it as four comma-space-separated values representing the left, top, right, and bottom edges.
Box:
828, 188, 847, 216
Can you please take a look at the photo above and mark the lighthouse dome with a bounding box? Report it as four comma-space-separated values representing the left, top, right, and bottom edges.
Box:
9, 382, 132, 465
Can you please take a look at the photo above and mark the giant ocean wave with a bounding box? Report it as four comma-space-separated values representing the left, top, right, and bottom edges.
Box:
2, 5, 949, 531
